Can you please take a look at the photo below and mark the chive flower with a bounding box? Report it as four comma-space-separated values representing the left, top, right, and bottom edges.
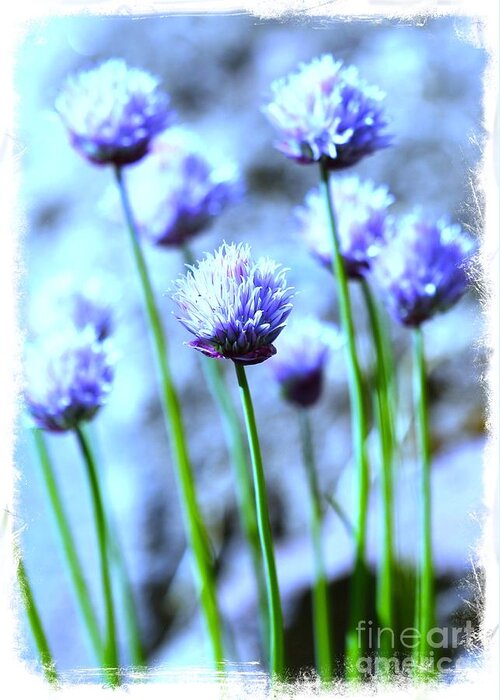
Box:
269, 317, 340, 408
262, 54, 392, 170
116, 127, 242, 247
172, 242, 294, 365
24, 328, 115, 432
295, 176, 394, 279
55, 59, 174, 166
369, 211, 476, 327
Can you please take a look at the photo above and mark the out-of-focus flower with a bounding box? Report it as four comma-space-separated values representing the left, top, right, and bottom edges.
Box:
69, 279, 117, 341
295, 176, 394, 279
262, 54, 391, 169
172, 242, 294, 365
112, 127, 242, 247
28, 274, 120, 341
269, 317, 340, 408
25, 327, 115, 432
369, 212, 476, 327
56, 59, 174, 166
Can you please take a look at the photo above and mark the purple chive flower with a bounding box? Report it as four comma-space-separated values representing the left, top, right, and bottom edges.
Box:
369, 211, 476, 327
56, 59, 174, 167
117, 127, 242, 247
24, 328, 115, 432
269, 318, 340, 408
295, 176, 394, 279
262, 54, 392, 170
172, 242, 294, 365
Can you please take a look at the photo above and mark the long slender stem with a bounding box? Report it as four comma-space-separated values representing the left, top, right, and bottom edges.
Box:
319, 160, 370, 679
31, 428, 104, 665
360, 280, 395, 667
234, 363, 284, 679
17, 554, 58, 685
298, 410, 333, 683
200, 356, 269, 655
75, 426, 120, 687
412, 328, 435, 677
86, 425, 145, 668
113, 166, 224, 667
324, 494, 355, 539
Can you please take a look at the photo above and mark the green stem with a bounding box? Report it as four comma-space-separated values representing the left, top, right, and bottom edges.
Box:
200, 356, 269, 657
380, 306, 398, 424
324, 494, 355, 539
17, 554, 58, 685
85, 425, 145, 668
359, 280, 395, 667
298, 410, 333, 683
113, 165, 224, 668
319, 160, 370, 679
31, 428, 103, 665
75, 426, 120, 687
234, 363, 284, 679
412, 328, 435, 677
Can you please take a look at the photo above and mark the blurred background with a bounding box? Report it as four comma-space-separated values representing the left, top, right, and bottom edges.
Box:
15, 12, 487, 681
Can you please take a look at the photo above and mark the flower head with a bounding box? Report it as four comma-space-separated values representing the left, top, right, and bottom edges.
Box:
295, 176, 394, 279
25, 327, 115, 432
369, 212, 476, 327
262, 54, 392, 169
269, 317, 340, 408
172, 242, 294, 365
56, 59, 174, 166
115, 127, 242, 247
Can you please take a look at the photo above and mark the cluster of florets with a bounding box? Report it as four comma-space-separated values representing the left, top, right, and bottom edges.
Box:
24, 273, 119, 433
172, 242, 294, 365
369, 212, 476, 327
262, 54, 391, 170
116, 127, 242, 247
295, 176, 394, 279
56, 59, 174, 166
269, 318, 340, 408
25, 326, 115, 433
